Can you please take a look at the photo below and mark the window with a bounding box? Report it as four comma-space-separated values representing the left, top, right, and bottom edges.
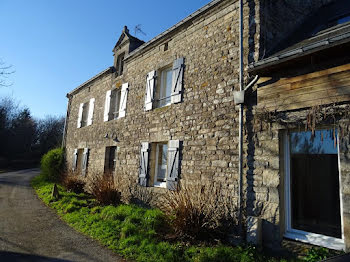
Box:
110, 89, 121, 120
154, 67, 172, 108
72, 148, 89, 176
150, 142, 168, 187
284, 129, 344, 250
104, 146, 117, 174
104, 83, 129, 122
81, 103, 89, 127
139, 140, 180, 190
144, 57, 184, 111
116, 52, 125, 76
77, 98, 95, 128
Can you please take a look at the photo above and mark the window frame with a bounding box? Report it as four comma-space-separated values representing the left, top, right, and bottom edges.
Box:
110, 88, 122, 121
80, 102, 89, 128
104, 146, 117, 174
283, 129, 345, 250
154, 66, 172, 109
116, 52, 125, 77
153, 142, 168, 188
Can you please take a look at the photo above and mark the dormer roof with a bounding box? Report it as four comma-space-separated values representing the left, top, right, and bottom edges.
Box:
113, 26, 144, 52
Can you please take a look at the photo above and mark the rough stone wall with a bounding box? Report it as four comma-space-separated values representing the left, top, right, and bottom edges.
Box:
339, 119, 350, 249
64, 0, 346, 251
247, 103, 350, 250
65, 0, 254, 193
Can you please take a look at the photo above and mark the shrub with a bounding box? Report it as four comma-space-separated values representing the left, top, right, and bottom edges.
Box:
40, 148, 64, 182
304, 247, 337, 262
61, 173, 85, 194
87, 172, 121, 206
159, 182, 238, 242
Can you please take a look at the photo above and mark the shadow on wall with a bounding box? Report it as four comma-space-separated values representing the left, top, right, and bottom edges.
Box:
0, 251, 72, 262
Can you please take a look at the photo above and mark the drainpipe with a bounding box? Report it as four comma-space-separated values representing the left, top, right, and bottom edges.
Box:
236, 0, 259, 237
62, 95, 71, 149
238, 0, 244, 236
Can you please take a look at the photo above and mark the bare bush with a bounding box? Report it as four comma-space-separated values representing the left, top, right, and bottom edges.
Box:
87, 172, 121, 206
61, 172, 85, 194
116, 176, 156, 208
159, 182, 238, 241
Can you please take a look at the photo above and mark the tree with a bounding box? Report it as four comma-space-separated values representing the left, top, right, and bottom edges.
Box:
35, 116, 65, 155
0, 59, 14, 87
0, 96, 65, 168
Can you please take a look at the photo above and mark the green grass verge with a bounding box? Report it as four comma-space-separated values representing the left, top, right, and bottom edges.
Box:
32, 174, 293, 262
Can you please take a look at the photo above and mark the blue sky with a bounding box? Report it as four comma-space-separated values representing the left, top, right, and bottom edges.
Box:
0, 0, 211, 118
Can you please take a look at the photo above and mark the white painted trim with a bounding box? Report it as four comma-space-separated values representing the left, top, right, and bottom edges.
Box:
283, 130, 345, 251
154, 143, 167, 188
285, 229, 345, 251
337, 132, 345, 242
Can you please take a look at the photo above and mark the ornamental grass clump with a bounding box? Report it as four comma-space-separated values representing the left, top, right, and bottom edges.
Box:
87, 172, 121, 206
159, 182, 238, 242
61, 172, 85, 194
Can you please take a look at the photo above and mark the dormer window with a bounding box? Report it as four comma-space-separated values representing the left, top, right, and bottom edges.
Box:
116, 52, 125, 76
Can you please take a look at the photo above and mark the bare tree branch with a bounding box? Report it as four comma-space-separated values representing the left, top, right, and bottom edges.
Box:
0, 59, 15, 87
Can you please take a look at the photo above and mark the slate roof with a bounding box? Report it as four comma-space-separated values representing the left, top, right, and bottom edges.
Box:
249, 0, 350, 71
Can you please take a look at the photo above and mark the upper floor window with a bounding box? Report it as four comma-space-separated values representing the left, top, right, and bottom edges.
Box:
77, 98, 95, 128
144, 57, 184, 111
116, 52, 125, 76
104, 83, 129, 122
155, 66, 172, 108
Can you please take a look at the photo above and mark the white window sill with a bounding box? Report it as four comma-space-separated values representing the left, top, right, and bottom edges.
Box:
284, 229, 345, 251
154, 182, 166, 188
154, 102, 171, 110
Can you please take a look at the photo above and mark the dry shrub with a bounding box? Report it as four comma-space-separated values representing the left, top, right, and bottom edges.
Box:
61, 172, 85, 194
159, 182, 238, 242
118, 177, 156, 208
87, 172, 121, 206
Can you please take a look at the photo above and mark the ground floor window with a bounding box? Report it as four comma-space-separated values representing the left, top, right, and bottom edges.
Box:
139, 140, 180, 190
284, 129, 344, 250
150, 142, 168, 188
104, 146, 117, 174
73, 148, 89, 176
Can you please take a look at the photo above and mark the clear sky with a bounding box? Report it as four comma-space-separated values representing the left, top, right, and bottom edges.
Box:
0, 0, 211, 118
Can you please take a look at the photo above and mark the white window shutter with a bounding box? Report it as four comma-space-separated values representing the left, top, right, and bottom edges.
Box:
77, 103, 84, 128
166, 140, 180, 190
104, 90, 112, 122
118, 83, 129, 118
87, 98, 95, 126
144, 71, 156, 111
72, 149, 78, 171
82, 148, 89, 176
139, 142, 150, 187
171, 57, 184, 104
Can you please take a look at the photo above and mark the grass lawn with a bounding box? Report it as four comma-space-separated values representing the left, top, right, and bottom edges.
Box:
32, 174, 295, 262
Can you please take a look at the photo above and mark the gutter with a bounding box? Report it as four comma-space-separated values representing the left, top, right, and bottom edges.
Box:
249, 28, 350, 72
67, 67, 113, 97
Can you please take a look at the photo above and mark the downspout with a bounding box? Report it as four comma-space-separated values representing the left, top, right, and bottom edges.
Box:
62, 95, 71, 149
238, 0, 244, 235
237, 0, 259, 236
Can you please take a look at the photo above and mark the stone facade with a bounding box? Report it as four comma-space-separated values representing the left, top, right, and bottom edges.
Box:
64, 0, 349, 252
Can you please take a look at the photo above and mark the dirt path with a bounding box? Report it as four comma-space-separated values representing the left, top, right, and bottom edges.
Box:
0, 169, 124, 262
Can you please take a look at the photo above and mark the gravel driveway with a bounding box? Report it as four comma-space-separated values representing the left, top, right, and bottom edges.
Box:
0, 169, 124, 262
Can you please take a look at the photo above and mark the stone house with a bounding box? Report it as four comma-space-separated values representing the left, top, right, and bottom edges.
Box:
63, 0, 350, 252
